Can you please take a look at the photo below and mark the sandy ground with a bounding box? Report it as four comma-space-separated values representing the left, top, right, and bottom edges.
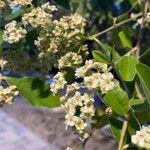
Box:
2, 96, 117, 150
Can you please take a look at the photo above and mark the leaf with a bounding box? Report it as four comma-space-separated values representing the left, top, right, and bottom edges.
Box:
136, 63, 150, 106
119, 56, 138, 81
92, 50, 110, 64
109, 117, 123, 140
76, 0, 87, 16
6, 77, 60, 108
5, 8, 24, 21
96, 42, 121, 63
0, 30, 3, 55
53, 0, 70, 9
104, 87, 129, 116
135, 112, 150, 124
128, 113, 140, 136
140, 48, 150, 67
130, 99, 150, 112
119, 31, 133, 49
64, 67, 75, 84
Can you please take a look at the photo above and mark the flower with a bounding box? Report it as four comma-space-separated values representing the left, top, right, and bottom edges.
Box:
0, 85, 19, 105
0, 0, 5, 8
3, 20, 27, 44
22, 2, 57, 28
50, 60, 115, 139
58, 52, 83, 69
131, 125, 150, 149
74, 117, 87, 131
0, 59, 7, 70
35, 13, 86, 67
9, 0, 32, 8
50, 72, 67, 94
66, 83, 80, 95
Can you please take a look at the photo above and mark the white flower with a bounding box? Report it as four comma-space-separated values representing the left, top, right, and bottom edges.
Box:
3, 20, 27, 44
22, 3, 57, 28
99, 72, 115, 94
0, 85, 19, 105
131, 125, 150, 149
65, 113, 76, 127
75, 66, 88, 78
84, 73, 101, 89
0, 0, 5, 8
9, 0, 32, 8
80, 105, 95, 118
0, 59, 7, 70
50, 72, 67, 94
58, 52, 82, 69
74, 117, 87, 131
66, 82, 80, 95
94, 62, 108, 72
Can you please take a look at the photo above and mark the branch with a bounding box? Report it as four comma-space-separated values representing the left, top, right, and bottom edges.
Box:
118, 115, 129, 150
88, 13, 142, 40
135, 0, 149, 58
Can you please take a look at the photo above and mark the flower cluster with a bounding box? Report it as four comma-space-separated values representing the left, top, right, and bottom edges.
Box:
3, 20, 27, 44
75, 60, 115, 94
9, 0, 32, 8
22, 2, 57, 28
50, 72, 67, 94
0, 85, 19, 106
35, 13, 86, 66
131, 125, 150, 149
50, 59, 115, 139
0, 0, 5, 8
58, 52, 83, 69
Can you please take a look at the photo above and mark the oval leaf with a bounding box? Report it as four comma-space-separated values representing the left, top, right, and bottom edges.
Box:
92, 50, 110, 64
104, 87, 129, 115
119, 31, 133, 49
136, 63, 150, 106
119, 56, 138, 81
6, 77, 60, 108
109, 117, 123, 140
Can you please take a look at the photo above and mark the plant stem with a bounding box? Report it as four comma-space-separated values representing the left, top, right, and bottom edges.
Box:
134, 0, 149, 58
122, 144, 130, 150
118, 115, 128, 150
88, 13, 142, 40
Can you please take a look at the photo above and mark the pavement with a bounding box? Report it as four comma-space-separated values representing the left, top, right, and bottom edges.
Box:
0, 110, 60, 150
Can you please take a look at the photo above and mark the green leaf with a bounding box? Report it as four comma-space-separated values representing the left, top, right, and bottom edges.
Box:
109, 117, 123, 140
119, 56, 138, 81
95, 42, 121, 64
6, 77, 60, 108
76, 0, 87, 16
135, 112, 150, 124
5, 9, 24, 21
119, 31, 133, 49
64, 67, 75, 84
92, 50, 110, 64
128, 113, 140, 136
130, 99, 150, 112
53, 0, 70, 9
104, 87, 129, 116
109, 117, 131, 145
136, 63, 150, 106
140, 48, 150, 67
0, 30, 3, 55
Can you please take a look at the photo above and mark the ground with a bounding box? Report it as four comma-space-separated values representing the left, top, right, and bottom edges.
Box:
1, 96, 117, 150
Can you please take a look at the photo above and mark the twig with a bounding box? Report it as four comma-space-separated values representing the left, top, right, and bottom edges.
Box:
135, 0, 149, 58
88, 13, 142, 40
118, 115, 129, 150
